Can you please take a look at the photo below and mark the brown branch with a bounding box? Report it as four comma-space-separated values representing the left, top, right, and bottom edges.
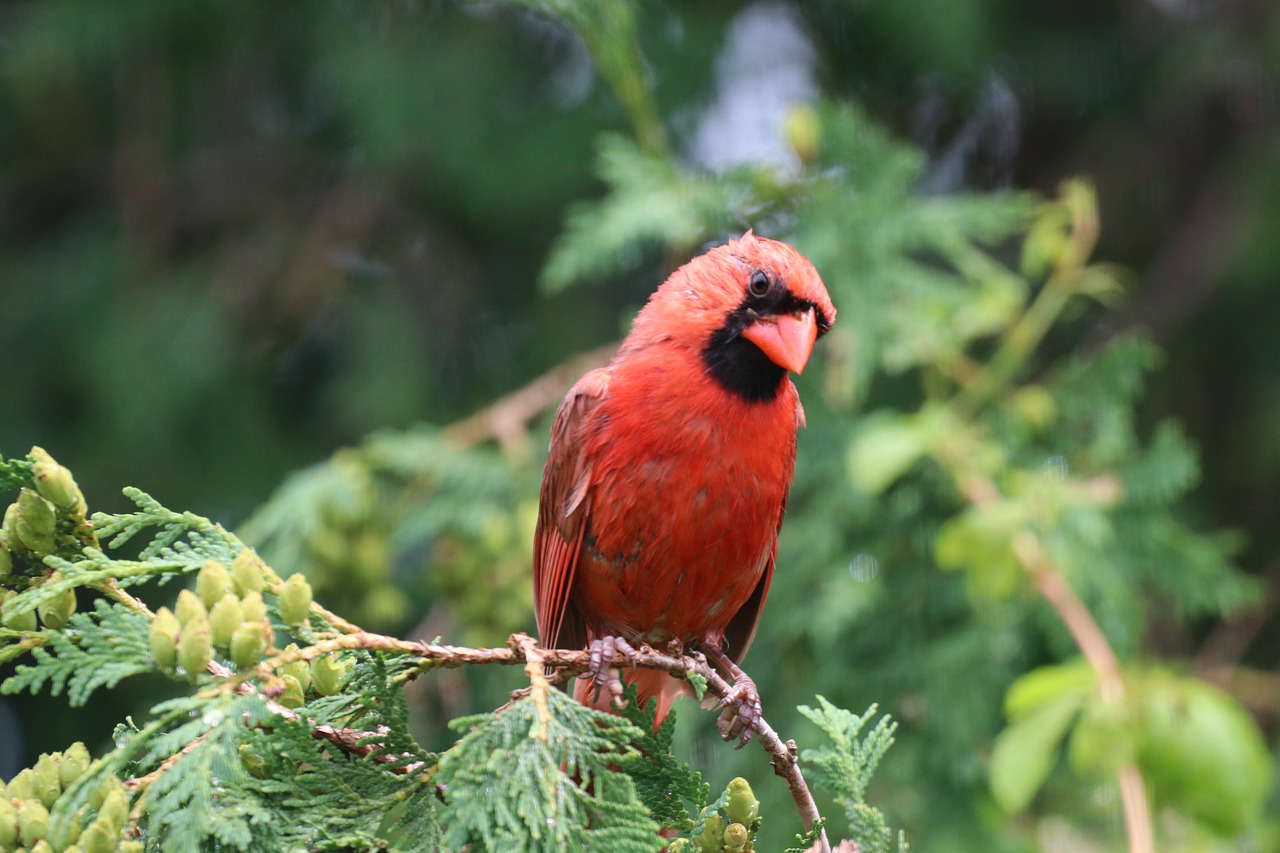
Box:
956, 474, 1153, 853
1193, 561, 1280, 674
312, 725, 427, 775
1014, 534, 1154, 853
498, 635, 830, 853
90, 579, 153, 620
132, 630, 830, 850
441, 344, 618, 454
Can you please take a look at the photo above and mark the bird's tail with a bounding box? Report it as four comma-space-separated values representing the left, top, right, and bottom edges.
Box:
573, 667, 688, 729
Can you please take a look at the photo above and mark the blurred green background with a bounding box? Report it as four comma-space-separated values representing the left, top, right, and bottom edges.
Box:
2, 0, 1279, 849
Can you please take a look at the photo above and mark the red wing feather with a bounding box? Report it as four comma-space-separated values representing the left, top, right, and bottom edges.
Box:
533, 367, 610, 653
719, 538, 776, 664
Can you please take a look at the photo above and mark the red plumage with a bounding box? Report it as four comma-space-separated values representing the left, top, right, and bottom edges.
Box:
533, 233, 835, 725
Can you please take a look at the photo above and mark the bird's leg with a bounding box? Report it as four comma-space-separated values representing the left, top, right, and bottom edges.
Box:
702, 644, 762, 748
583, 635, 638, 707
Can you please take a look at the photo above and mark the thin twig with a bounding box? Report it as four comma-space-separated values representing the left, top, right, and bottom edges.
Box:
959, 470, 1153, 853
441, 344, 617, 453
1013, 533, 1154, 853
312, 725, 427, 774
90, 579, 153, 619
158, 630, 829, 850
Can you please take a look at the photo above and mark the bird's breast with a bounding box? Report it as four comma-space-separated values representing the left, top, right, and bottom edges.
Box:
570, 347, 799, 647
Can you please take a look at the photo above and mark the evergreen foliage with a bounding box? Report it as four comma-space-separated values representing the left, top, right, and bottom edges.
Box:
1, 600, 150, 703
613, 684, 710, 832
0, 448, 897, 850
1, 1, 1275, 850
239, 427, 533, 638
798, 699, 901, 853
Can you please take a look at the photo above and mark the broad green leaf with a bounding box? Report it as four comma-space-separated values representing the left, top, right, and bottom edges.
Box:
1067, 700, 1136, 778
1004, 660, 1096, 720
846, 412, 927, 495
989, 694, 1082, 813
1136, 673, 1272, 835
934, 503, 1025, 599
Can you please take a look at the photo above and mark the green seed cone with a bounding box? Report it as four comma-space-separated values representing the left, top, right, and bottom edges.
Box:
31, 838, 56, 853
239, 590, 266, 625
723, 822, 750, 852
310, 653, 348, 696
209, 594, 243, 649
2, 503, 20, 546
0, 797, 18, 847
15, 518, 54, 555
196, 559, 233, 609
278, 573, 313, 626
724, 777, 758, 825
36, 586, 76, 630
59, 743, 91, 788
31, 447, 86, 516
97, 787, 129, 831
174, 589, 207, 628
31, 753, 61, 808
88, 776, 125, 812
17, 799, 49, 847
149, 607, 180, 669
14, 490, 57, 554
230, 620, 271, 670
278, 674, 305, 709
231, 549, 266, 595
17, 490, 55, 536
76, 817, 115, 853
0, 543, 12, 579
696, 814, 725, 853
6, 767, 35, 801
2, 596, 37, 632
279, 646, 312, 694
177, 614, 213, 682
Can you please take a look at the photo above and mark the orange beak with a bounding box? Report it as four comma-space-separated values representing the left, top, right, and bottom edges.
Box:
741, 307, 818, 374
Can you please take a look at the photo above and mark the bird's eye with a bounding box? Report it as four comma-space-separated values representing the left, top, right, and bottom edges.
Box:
748, 271, 770, 297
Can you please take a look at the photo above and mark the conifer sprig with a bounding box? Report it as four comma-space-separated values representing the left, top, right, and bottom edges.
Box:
0, 448, 895, 851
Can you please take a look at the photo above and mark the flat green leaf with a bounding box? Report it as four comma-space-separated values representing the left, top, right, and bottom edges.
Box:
1067, 700, 1135, 778
1004, 659, 1097, 720
1136, 673, 1272, 834
846, 413, 927, 495
989, 694, 1082, 813
933, 503, 1025, 599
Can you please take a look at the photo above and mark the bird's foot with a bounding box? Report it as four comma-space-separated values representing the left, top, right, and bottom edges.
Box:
714, 670, 762, 748
583, 635, 638, 707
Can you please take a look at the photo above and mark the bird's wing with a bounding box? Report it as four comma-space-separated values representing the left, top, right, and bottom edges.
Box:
533, 367, 610, 653
720, 538, 777, 664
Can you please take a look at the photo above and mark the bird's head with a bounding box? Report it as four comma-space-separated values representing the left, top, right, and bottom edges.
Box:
633, 232, 836, 402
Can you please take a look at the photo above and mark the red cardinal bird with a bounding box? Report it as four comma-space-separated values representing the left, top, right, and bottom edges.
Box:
533, 233, 834, 740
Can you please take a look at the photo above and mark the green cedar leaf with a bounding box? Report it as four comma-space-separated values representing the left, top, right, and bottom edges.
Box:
614, 683, 709, 832
797, 698, 899, 852
438, 690, 661, 852
2, 599, 151, 705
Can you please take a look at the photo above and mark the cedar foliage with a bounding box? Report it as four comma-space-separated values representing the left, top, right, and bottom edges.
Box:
1, 1, 1275, 851
0, 460, 899, 850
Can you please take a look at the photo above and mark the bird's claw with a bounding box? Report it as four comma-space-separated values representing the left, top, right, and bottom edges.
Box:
714, 672, 762, 748
584, 635, 638, 707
